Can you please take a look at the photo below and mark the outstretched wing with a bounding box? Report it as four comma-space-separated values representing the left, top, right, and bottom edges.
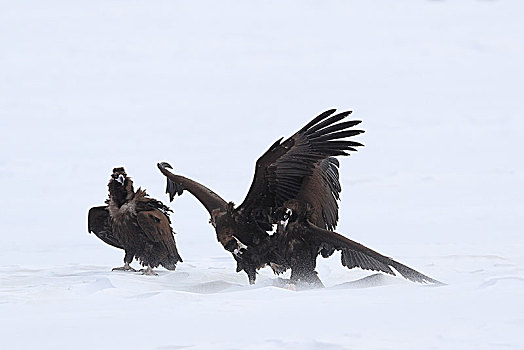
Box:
297, 157, 341, 230
157, 162, 228, 216
237, 109, 363, 228
137, 209, 182, 263
306, 221, 443, 284
87, 206, 123, 249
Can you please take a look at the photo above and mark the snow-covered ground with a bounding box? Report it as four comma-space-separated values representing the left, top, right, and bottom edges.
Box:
1, 1, 523, 349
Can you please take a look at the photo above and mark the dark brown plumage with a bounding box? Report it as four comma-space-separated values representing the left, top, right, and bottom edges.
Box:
88, 206, 122, 249
158, 109, 363, 283
270, 199, 443, 286
88, 167, 182, 274
88, 205, 137, 270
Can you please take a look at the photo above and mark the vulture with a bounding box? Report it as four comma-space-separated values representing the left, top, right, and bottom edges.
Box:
268, 199, 443, 286
88, 167, 182, 275
157, 109, 365, 283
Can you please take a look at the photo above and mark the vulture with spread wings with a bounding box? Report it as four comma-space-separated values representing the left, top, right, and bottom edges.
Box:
88, 167, 182, 274
158, 108, 442, 286
158, 109, 366, 282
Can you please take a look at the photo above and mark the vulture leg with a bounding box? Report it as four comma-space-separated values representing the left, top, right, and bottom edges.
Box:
246, 269, 257, 285
270, 262, 288, 275
290, 267, 324, 288
287, 238, 324, 288
112, 251, 137, 272
140, 266, 158, 276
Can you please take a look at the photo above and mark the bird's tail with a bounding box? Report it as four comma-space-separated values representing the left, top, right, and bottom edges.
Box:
161, 243, 183, 270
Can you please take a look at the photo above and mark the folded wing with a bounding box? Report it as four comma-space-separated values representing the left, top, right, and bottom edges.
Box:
87, 206, 122, 249
137, 209, 183, 264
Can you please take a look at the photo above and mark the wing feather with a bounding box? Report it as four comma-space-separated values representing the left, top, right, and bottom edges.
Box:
298, 109, 338, 132
304, 111, 351, 135
306, 221, 443, 284
237, 109, 364, 227
137, 209, 182, 261
157, 162, 228, 215
137, 210, 170, 243
296, 157, 341, 230
87, 206, 123, 249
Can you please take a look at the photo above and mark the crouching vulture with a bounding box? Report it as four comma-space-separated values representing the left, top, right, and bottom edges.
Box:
157, 108, 365, 283
88, 167, 182, 275
269, 200, 443, 286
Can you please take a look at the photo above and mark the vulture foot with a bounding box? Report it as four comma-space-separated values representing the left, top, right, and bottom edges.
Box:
112, 263, 137, 272
140, 266, 158, 276
270, 263, 288, 275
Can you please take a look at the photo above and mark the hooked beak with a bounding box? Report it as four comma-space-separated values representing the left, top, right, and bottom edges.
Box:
232, 236, 247, 257
116, 174, 125, 184
279, 208, 292, 231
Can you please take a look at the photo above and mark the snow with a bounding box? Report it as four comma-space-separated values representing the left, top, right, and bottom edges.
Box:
1, 0, 523, 349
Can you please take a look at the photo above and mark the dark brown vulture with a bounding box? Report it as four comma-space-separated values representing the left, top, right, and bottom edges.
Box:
88, 167, 182, 275
157, 109, 364, 283
269, 199, 443, 286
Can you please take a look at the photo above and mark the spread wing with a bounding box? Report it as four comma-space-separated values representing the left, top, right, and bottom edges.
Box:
157, 162, 228, 216
236, 109, 363, 229
306, 221, 443, 284
297, 157, 341, 230
137, 209, 182, 262
87, 206, 123, 249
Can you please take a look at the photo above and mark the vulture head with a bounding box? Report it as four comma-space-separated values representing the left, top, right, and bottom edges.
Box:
111, 167, 127, 185
158, 162, 185, 201
108, 167, 134, 207
274, 207, 293, 231
275, 199, 316, 232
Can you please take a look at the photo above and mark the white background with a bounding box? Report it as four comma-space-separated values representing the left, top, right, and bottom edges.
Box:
1, 1, 523, 349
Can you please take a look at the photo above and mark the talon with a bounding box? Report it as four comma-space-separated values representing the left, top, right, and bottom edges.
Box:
140, 266, 158, 276
112, 262, 137, 272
